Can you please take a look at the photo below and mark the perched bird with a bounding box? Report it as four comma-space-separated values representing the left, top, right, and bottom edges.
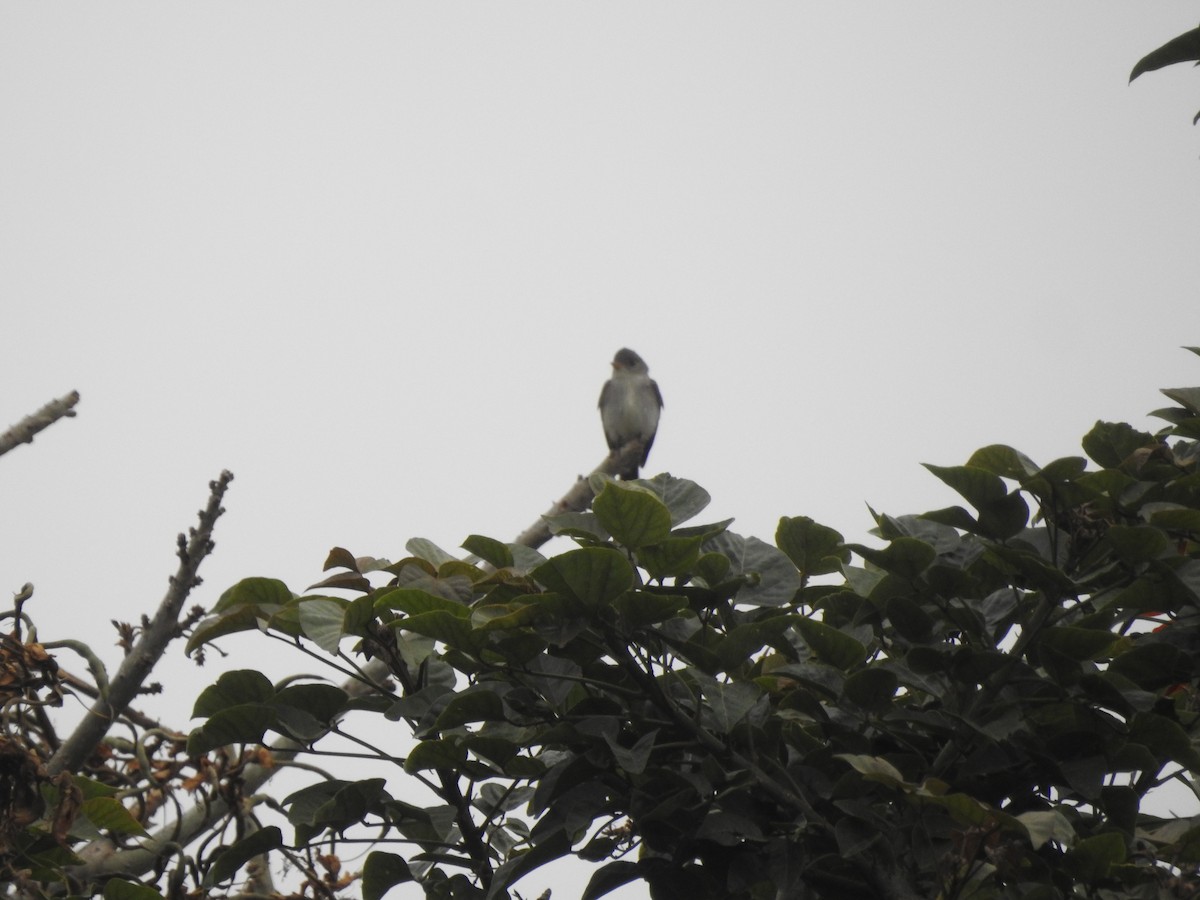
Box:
599, 348, 663, 480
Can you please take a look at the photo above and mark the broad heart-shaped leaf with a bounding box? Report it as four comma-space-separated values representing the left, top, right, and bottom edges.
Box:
924, 464, 1030, 540
1148, 506, 1200, 535
635, 535, 704, 580
967, 444, 1040, 480
273, 683, 348, 719
405, 737, 467, 773
202, 826, 283, 888
848, 538, 936, 580
532, 547, 636, 610
297, 597, 349, 654
187, 703, 278, 754
603, 729, 658, 775
1106, 525, 1171, 564
639, 473, 711, 525
775, 516, 848, 577
592, 481, 673, 549
375, 588, 469, 617
486, 830, 572, 900
362, 851, 413, 900
794, 618, 867, 670
1131, 25, 1200, 81
461, 534, 514, 569
582, 861, 643, 900
924, 463, 1007, 508
1064, 831, 1126, 882
212, 577, 293, 614
716, 616, 801, 671
283, 779, 391, 840
614, 591, 688, 630
1037, 626, 1116, 662
691, 673, 766, 732
185, 605, 265, 655
406, 537, 457, 567
433, 686, 506, 730
192, 669, 275, 717
1128, 712, 1200, 772
1017, 809, 1077, 850
393, 610, 475, 652
1081, 421, 1156, 468
704, 532, 802, 607
545, 510, 611, 543
1156, 386, 1200, 417
82, 797, 147, 836
843, 667, 898, 712
836, 754, 906, 787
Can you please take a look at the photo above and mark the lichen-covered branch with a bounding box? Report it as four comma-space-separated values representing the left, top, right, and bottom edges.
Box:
513, 439, 647, 549
0, 391, 80, 458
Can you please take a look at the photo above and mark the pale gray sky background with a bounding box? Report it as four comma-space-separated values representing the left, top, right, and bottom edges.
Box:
3, 5, 1200, 898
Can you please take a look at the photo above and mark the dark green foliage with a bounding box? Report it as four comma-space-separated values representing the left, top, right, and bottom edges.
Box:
184, 375, 1200, 899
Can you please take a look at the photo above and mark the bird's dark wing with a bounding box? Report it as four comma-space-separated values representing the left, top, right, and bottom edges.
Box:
651, 379, 663, 409
598, 379, 620, 451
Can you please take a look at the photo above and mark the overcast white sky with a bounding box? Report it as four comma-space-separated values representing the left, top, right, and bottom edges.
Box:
3, 5, 1200, 897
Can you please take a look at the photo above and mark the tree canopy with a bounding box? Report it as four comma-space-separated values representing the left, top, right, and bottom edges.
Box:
8, 354, 1200, 899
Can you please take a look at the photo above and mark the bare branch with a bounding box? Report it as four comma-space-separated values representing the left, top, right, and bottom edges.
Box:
513, 439, 647, 550
0, 391, 80, 458
47, 470, 234, 777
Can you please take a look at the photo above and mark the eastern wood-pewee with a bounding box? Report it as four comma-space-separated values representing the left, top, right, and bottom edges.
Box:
599, 347, 663, 480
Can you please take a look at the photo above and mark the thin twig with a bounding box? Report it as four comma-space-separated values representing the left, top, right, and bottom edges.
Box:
48, 470, 234, 777
0, 391, 80, 458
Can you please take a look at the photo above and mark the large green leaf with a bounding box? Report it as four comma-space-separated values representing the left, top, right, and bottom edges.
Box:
433, 687, 506, 730
794, 618, 867, 670
967, 444, 1040, 480
849, 537, 936, 580
639, 474, 712, 525
592, 481, 673, 549
405, 738, 467, 773
1131, 26, 1200, 81
362, 851, 413, 900
1081, 421, 1155, 468
82, 797, 147, 837
613, 591, 688, 630
532, 547, 636, 610
582, 861, 642, 900
394, 610, 476, 651
297, 597, 349, 654
1037, 626, 1116, 662
776, 516, 847, 577
187, 703, 277, 754
212, 577, 293, 613
185, 606, 266, 654
192, 669, 275, 717
704, 532, 802, 607
375, 588, 469, 617
462, 534, 514, 569
273, 683, 349, 731
202, 826, 283, 888
924, 464, 1007, 508
1064, 831, 1125, 882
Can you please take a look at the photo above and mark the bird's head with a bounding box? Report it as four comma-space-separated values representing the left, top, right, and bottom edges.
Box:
611, 348, 648, 374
